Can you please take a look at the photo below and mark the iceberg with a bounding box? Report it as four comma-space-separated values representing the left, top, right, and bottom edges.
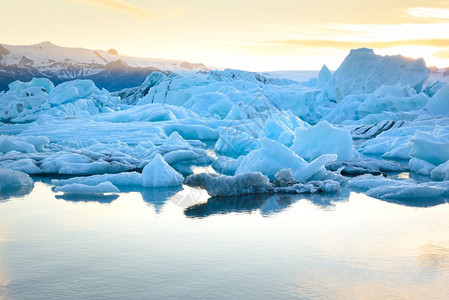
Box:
185, 172, 273, 197
409, 158, 436, 176
326, 84, 428, 124
48, 80, 96, 105
1, 46, 447, 202
52, 172, 143, 187
185, 171, 341, 197
293, 154, 338, 183
322, 48, 429, 102
409, 129, 449, 166
142, 154, 184, 188
431, 160, 449, 181
235, 138, 307, 180
350, 174, 449, 200
54, 181, 120, 195
426, 84, 449, 117
291, 121, 355, 161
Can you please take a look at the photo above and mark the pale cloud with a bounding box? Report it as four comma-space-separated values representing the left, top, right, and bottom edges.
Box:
263, 39, 449, 50
433, 48, 449, 58
67, 0, 154, 18
406, 7, 449, 20
327, 22, 449, 41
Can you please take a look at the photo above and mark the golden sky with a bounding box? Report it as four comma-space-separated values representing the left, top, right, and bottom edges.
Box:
1, 0, 449, 70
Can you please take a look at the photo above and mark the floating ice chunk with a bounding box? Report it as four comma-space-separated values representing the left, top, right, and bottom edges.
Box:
215, 128, 260, 158
409, 158, 436, 176
40, 152, 91, 173
351, 174, 449, 199
273, 169, 296, 187
0, 158, 41, 174
235, 138, 307, 180
117, 72, 168, 105
225, 103, 250, 120
163, 124, 218, 140
8, 78, 55, 94
93, 103, 198, 123
52, 172, 143, 187
142, 154, 184, 187
185, 171, 340, 197
208, 69, 297, 86
183, 92, 230, 117
259, 117, 293, 142
366, 183, 447, 199
184, 172, 273, 197
22, 136, 49, 152
409, 130, 449, 165
54, 181, 120, 195
40, 152, 133, 175
294, 154, 337, 183
357, 86, 428, 117
207, 95, 233, 118
291, 121, 355, 161
0, 137, 36, 154
164, 131, 191, 147
325, 84, 427, 124
426, 84, 449, 117
58, 161, 133, 175
0, 135, 47, 155
0, 167, 34, 192
431, 160, 449, 181
160, 138, 213, 168
275, 180, 341, 194
349, 174, 404, 190
212, 156, 242, 175
49, 80, 96, 105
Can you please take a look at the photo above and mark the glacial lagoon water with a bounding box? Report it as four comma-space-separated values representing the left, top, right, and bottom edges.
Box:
1, 179, 449, 299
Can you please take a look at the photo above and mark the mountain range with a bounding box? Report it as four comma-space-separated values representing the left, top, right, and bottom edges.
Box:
0, 42, 208, 91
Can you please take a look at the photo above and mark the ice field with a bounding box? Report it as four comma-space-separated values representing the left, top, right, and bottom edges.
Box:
1, 48, 449, 202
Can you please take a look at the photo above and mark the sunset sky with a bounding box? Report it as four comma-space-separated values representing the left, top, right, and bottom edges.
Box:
2, 0, 449, 70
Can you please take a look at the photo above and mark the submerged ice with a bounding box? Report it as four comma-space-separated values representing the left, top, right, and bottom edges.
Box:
1, 47, 448, 201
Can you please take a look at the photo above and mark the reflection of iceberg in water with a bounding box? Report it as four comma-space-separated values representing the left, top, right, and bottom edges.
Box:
0, 184, 34, 202
184, 190, 351, 218
185, 193, 271, 218
55, 194, 119, 203
133, 186, 182, 213
376, 197, 448, 208
296, 188, 351, 211
140, 186, 182, 213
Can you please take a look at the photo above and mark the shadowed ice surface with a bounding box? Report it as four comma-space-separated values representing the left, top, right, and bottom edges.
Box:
0, 181, 449, 299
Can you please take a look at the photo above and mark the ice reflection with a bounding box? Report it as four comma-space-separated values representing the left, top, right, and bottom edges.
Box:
141, 186, 182, 212
55, 193, 119, 203
376, 196, 448, 208
0, 184, 33, 201
184, 189, 351, 218
20, 176, 449, 214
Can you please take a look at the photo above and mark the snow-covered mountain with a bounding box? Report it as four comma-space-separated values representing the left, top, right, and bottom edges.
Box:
0, 42, 208, 91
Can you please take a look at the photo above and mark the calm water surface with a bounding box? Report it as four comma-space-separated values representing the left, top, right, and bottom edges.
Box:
0, 179, 448, 299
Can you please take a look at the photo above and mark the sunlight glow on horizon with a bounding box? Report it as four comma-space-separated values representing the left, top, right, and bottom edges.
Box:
1, 0, 449, 71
